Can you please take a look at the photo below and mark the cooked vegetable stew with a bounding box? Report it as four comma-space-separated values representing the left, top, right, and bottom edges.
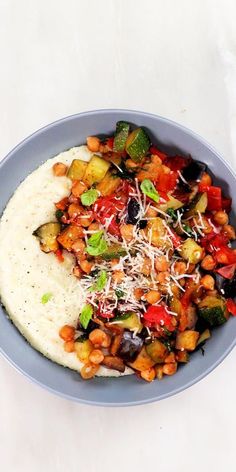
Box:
34, 122, 236, 381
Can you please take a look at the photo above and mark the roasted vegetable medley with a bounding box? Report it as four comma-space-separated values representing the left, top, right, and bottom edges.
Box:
34, 122, 236, 381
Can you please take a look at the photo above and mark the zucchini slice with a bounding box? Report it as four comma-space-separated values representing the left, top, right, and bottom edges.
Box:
146, 340, 168, 363
179, 238, 203, 264
67, 159, 88, 180
125, 128, 150, 162
111, 312, 143, 333
128, 346, 155, 371
102, 243, 127, 260
197, 328, 211, 346
74, 339, 93, 363
175, 330, 199, 351
158, 194, 184, 211
34, 222, 61, 253
83, 155, 110, 187
184, 192, 208, 218
113, 121, 130, 152
198, 296, 229, 327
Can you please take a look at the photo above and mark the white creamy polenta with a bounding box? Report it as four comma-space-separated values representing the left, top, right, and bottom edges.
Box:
0, 145, 132, 377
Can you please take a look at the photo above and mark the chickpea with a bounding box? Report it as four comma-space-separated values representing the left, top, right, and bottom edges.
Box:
201, 274, 215, 290
156, 271, 170, 284
164, 352, 176, 363
145, 290, 161, 304
186, 263, 195, 274
72, 239, 86, 253
111, 258, 119, 267
72, 180, 87, 197
140, 367, 156, 382
170, 283, 180, 298
73, 266, 82, 278
213, 210, 229, 226
89, 349, 104, 365
78, 214, 93, 227
133, 288, 144, 300
52, 162, 68, 176
141, 257, 152, 276
223, 224, 236, 240
120, 224, 135, 242
155, 255, 169, 272
68, 203, 82, 218
125, 159, 140, 169
59, 325, 75, 342
200, 172, 212, 187
163, 363, 177, 376
89, 329, 111, 348
112, 270, 125, 284
80, 259, 94, 274
174, 261, 187, 275
86, 136, 101, 152
88, 222, 100, 232
80, 362, 99, 379
201, 255, 216, 271
145, 207, 158, 218
64, 340, 75, 353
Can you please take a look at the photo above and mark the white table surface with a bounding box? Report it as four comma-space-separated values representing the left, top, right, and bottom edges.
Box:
0, 0, 236, 470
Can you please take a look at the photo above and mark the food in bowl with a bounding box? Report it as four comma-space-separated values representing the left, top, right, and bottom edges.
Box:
0, 121, 236, 382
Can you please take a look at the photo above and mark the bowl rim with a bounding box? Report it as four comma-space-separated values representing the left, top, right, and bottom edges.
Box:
0, 108, 236, 406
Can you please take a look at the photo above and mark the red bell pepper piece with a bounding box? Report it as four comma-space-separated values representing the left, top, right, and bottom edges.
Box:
200, 232, 229, 253
221, 197, 232, 213
215, 264, 236, 279
214, 246, 236, 265
149, 146, 167, 161
168, 229, 182, 248
226, 299, 236, 316
156, 171, 178, 193
206, 186, 222, 211
94, 195, 125, 237
165, 155, 189, 171
143, 305, 175, 331
106, 137, 114, 150
55, 197, 69, 210
55, 248, 64, 263
198, 182, 210, 192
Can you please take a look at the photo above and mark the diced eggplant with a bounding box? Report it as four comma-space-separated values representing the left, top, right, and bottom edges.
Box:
198, 295, 229, 326
78, 319, 101, 335
102, 355, 125, 372
186, 305, 197, 329
33, 222, 61, 252
175, 330, 199, 351
146, 340, 168, 363
127, 198, 140, 224
175, 350, 189, 363
96, 172, 121, 196
138, 219, 147, 229
181, 160, 206, 182
215, 273, 236, 298
117, 331, 143, 362
110, 333, 123, 356
128, 347, 155, 371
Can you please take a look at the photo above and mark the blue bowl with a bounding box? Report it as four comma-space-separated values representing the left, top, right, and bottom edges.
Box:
0, 109, 236, 406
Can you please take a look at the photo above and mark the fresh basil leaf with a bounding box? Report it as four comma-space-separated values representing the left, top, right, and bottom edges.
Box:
81, 188, 99, 206
86, 231, 107, 256
183, 224, 193, 236
167, 208, 178, 220
140, 179, 159, 203
89, 270, 107, 292
41, 292, 53, 304
80, 304, 93, 329
115, 288, 125, 299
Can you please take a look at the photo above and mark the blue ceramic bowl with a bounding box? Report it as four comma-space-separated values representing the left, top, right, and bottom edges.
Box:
0, 109, 236, 406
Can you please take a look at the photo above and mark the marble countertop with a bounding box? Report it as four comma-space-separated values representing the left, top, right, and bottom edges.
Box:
0, 1, 235, 470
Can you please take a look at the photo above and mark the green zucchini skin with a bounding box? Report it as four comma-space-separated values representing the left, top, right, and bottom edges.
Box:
198, 296, 228, 327
126, 128, 150, 162
113, 121, 130, 152
102, 244, 127, 260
